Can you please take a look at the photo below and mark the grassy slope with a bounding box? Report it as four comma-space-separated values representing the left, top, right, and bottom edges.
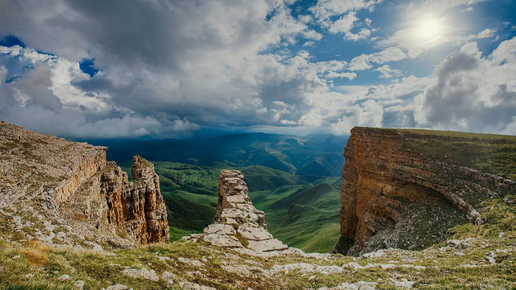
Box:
1, 190, 514, 290
388, 128, 516, 180
142, 160, 340, 253
249, 177, 342, 253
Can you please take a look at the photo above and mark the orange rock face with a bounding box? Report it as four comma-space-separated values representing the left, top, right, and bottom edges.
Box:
335, 127, 516, 256
101, 156, 170, 245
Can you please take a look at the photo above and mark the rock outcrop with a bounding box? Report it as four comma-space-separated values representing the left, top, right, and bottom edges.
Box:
335, 127, 516, 256
0, 122, 169, 247
101, 156, 169, 244
192, 170, 287, 252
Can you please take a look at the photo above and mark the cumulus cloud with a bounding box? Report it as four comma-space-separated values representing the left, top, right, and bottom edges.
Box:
309, 0, 383, 20
344, 28, 372, 41
0, 0, 514, 138
349, 47, 407, 70
414, 39, 516, 133
373, 65, 403, 79
331, 100, 384, 135
0, 0, 357, 137
328, 12, 359, 34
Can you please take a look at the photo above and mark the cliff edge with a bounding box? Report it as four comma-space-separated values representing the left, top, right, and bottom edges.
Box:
335, 127, 516, 256
0, 121, 169, 248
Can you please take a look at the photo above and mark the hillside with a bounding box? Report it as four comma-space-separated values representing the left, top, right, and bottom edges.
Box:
87, 133, 348, 177
147, 161, 339, 252
250, 179, 342, 253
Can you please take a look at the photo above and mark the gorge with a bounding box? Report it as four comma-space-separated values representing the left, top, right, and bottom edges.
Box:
1, 122, 515, 289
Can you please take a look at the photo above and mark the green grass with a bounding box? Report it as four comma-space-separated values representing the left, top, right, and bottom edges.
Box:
168, 227, 200, 242
135, 160, 342, 253
382, 127, 516, 180
249, 181, 342, 253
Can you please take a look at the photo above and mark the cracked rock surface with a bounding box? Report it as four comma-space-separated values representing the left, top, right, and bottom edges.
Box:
193, 170, 288, 252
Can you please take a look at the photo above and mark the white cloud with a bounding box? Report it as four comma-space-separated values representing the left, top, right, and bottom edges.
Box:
477, 28, 495, 39
374, 65, 403, 79
301, 29, 323, 40
325, 72, 357, 80
302, 41, 315, 47
331, 100, 384, 135
349, 47, 407, 70
172, 119, 200, 131
461, 7, 473, 13
404, 0, 486, 19
328, 12, 358, 34
414, 39, 516, 133
344, 28, 371, 41
309, 0, 384, 20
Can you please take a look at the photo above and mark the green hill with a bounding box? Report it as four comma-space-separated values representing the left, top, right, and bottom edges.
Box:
146, 160, 342, 253
87, 133, 347, 177
249, 177, 342, 253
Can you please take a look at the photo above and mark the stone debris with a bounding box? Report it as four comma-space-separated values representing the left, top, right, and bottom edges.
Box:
104, 285, 131, 290
178, 257, 205, 267
75, 280, 85, 290
188, 170, 287, 252
162, 271, 175, 284
179, 281, 216, 290
57, 274, 70, 280
122, 268, 159, 281
393, 279, 414, 289
318, 281, 378, 290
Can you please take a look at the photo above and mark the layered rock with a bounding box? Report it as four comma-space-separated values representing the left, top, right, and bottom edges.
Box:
0, 122, 169, 247
335, 127, 516, 256
197, 170, 287, 252
101, 156, 169, 244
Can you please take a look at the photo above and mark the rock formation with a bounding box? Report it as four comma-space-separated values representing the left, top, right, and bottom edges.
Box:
101, 156, 169, 244
335, 127, 516, 256
0, 122, 169, 247
193, 170, 288, 252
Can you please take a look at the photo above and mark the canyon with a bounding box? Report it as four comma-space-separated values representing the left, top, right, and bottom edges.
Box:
0, 122, 515, 289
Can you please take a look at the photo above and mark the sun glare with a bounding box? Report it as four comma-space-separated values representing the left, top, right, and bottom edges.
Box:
413, 15, 445, 42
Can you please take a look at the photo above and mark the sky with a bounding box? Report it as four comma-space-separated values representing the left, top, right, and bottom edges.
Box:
1, 0, 516, 139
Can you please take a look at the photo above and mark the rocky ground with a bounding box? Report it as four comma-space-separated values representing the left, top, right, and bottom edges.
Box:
0, 229, 515, 289
1, 168, 515, 289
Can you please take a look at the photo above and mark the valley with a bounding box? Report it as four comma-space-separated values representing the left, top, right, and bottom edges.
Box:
91, 133, 348, 253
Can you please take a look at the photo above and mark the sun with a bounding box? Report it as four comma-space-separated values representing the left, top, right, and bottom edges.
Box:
413, 15, 446, 42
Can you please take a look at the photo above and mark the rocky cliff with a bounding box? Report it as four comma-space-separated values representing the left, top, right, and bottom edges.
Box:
0, 121, 169, 248
186, 169, 288, 252
335, 127, 516, 256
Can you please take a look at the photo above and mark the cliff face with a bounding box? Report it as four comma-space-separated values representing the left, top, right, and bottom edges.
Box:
186, 170, 288, 252
101, 157, 169, 244
0, 122, 169, 247
335, 127, 516, 256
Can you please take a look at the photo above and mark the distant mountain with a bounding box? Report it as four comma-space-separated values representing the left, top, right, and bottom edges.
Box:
87, 133, 349, 177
